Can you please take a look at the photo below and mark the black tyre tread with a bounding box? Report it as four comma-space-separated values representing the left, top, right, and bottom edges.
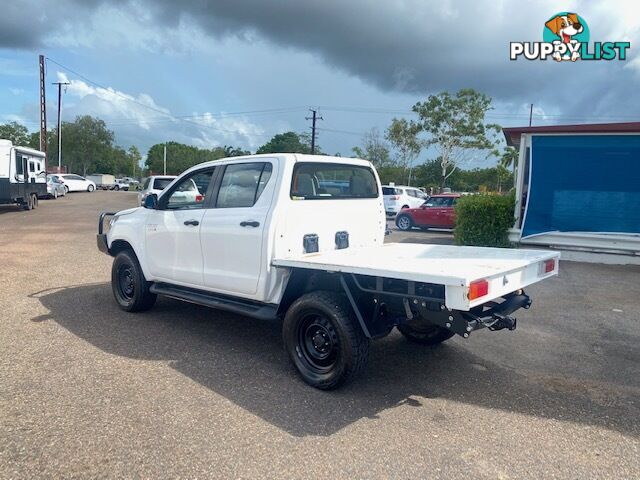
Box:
111, 250, 156, 312
397, 323, 455, 345
284, 290, 369, 389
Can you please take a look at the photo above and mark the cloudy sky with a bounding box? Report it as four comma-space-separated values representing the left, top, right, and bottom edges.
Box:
1, 0, 638, 167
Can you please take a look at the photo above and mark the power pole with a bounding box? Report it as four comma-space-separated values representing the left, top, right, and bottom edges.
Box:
52, 81, 70, 169
38, 55, 47, 158
305, 109, 323, 154
163, 144, 167, 175
529, 103, 534, 127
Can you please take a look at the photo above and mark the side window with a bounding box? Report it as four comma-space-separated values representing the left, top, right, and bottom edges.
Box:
216, 163, 271, 208
425, 197, 445, 207
15, 155, 24, 175
166, 170, 214, 210
29, 161, 35, 173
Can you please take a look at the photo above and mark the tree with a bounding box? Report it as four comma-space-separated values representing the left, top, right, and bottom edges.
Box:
0, 121, 30, 146
351, 128, 393, 168
127, 145, 142, 177
256, 131, 312, 154
60, 116, 114, 175
497, 145, 519, 169
411, 89, 498, 190
386, 118, 421, 185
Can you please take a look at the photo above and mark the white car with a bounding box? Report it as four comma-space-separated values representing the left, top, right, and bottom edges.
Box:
58, 174, 96, 193
98, 154, 559, 390
382, 185, 427, 216
138, 175, 177, 205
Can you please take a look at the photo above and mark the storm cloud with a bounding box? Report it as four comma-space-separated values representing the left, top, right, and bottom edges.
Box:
1, 0, 639, 149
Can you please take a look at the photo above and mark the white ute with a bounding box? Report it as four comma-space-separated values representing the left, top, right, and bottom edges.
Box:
98, 154, 559, 389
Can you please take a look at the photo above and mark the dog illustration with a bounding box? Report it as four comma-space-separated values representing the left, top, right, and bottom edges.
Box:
545, 13, 584, 61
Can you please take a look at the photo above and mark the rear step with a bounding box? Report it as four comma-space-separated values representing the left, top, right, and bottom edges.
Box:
149, 283, 278, 321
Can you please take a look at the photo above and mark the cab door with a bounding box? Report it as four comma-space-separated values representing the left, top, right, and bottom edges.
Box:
414, 197, 445, 226
200, 161, 275, 296
144, 167, 216, 286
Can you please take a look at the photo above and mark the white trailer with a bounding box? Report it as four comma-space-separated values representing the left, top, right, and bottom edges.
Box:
98, 154, 559, 389
87, 174, 116, 190
0, 140, 47, 210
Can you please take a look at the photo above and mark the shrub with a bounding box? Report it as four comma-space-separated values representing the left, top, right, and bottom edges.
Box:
454, 194, 515, 247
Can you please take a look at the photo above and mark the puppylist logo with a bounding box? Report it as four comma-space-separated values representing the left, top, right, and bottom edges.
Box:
510, 12, 630, 62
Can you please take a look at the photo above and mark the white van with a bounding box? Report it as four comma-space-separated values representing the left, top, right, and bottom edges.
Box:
0, 140, 47, 210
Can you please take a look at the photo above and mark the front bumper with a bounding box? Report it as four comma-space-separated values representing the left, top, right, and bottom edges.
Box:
97, 234, 109, 253
97, 211, 117, 255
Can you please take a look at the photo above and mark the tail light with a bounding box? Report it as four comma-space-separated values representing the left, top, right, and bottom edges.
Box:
539, 258, 556, 275
468, 279, 489, 300
195, 194, 204, 202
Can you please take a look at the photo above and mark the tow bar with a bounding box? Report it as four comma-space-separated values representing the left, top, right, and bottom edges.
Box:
463, 292, 531, 332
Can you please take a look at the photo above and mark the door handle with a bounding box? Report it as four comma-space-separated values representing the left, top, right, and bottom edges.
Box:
240, 220, 260, 227
184, 220, 200, 226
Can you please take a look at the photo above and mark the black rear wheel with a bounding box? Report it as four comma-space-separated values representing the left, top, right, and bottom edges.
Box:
397, 322, 455, 345
283, 291, 369, 389
111, 250, 156, 312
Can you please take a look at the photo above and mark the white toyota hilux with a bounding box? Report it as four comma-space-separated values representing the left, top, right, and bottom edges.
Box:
98, 154, 559, 389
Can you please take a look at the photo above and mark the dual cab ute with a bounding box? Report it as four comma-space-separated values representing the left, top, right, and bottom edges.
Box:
98, 154, 559, 389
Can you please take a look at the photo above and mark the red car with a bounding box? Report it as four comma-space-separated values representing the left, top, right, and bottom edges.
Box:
395, 194, 460, 231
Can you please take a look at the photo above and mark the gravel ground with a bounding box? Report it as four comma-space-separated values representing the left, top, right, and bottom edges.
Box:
1, 191, 638, 479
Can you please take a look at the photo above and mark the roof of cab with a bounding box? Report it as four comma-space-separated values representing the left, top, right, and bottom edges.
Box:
184, 153, 374, 175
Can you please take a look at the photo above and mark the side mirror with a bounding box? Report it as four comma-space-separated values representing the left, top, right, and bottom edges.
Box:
143, 193, 158, 209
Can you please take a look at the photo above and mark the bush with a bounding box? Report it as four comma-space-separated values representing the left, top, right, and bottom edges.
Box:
454, 194, 515, 247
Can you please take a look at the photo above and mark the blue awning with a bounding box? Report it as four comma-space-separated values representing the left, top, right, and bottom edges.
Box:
522, 135, 640, 238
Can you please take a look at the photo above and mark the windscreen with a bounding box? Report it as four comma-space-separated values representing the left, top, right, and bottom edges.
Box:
291, 162, 378, 200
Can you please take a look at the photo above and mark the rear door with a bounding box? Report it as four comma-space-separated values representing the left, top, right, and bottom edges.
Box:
200, 160, 275, 296
145, 167, 217, 286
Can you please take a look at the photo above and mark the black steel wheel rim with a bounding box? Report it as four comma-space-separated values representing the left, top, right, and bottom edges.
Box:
117, 264, 135, 300
297, 312, 339, 373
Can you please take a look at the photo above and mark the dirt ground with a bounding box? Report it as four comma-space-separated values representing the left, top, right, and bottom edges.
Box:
1, 191, 638, 479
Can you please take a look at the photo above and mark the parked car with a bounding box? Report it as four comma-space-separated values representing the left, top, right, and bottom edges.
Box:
43, 175, 66, 199
57, 174, 96, 193
382, 185, 428, 216
138, 175, 177, 205
97, 154, 559, 390
113, 179, 130, 191
395, 193, 460, 231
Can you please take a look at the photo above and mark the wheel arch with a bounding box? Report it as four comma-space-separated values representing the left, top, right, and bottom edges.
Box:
277, 269, 393, 339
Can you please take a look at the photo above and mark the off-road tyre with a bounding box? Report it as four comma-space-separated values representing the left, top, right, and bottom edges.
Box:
283, 291, 369, 390
111, 249, 157, 312
397, 323, 455, 345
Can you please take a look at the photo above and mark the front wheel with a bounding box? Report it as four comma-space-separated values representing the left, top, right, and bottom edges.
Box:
283, 291, 369, 390
396, 213, 413, 231
111, 250, 157, 312
397, 322, 455, 345
88, 184, 95, 192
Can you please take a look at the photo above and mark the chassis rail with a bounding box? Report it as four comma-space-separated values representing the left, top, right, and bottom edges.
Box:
339, 272, 531, 339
